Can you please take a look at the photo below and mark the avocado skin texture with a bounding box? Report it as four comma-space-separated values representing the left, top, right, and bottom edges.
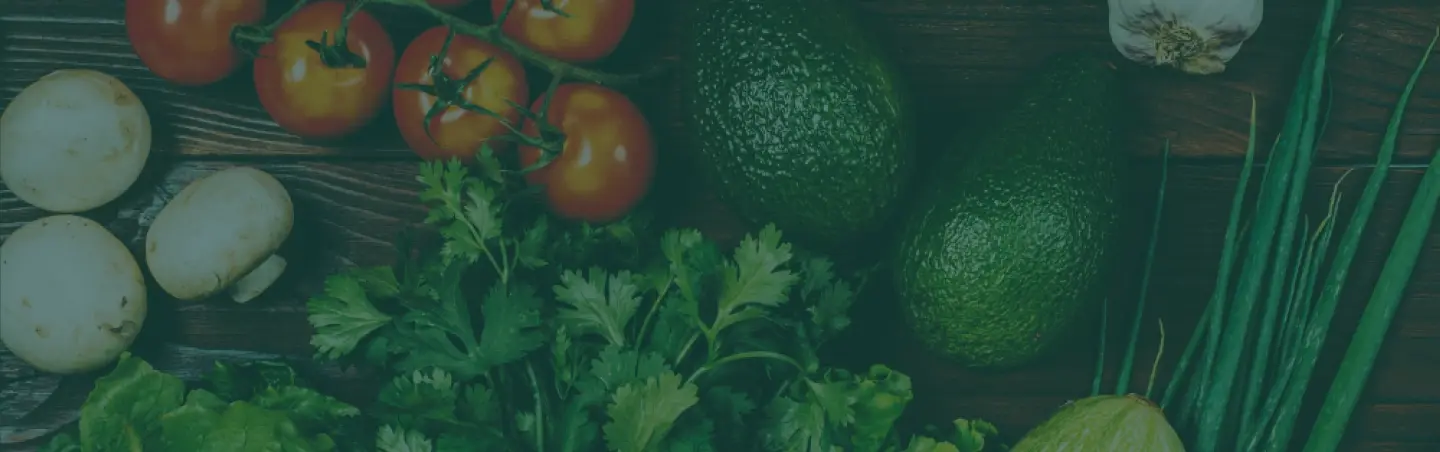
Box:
677, 0, 915, 247
893, 52, 1126, 369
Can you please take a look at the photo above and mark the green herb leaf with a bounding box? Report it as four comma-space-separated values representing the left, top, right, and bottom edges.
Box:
759, 389, 832, 451
375, 368, 463, 429
713, 224, 797, 333
554, 267, 643, 346
459, 382, 502, 425
308, 271, 396, 360
603, 371, 701, 452
661, 416, 718, 452
377, 425, 433, 452
589, 345, 669, 392
797, 256, 855, 348
473, 282, 547, 367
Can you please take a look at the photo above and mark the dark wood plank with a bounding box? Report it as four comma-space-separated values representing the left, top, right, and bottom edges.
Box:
3, 0, 1436, 160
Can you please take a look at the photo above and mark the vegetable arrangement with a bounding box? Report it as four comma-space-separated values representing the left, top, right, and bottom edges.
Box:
1, 0, 1437, 450
33, 156, 1007, 451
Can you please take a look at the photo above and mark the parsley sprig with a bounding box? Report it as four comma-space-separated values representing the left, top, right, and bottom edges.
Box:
304, 156, 1005, 451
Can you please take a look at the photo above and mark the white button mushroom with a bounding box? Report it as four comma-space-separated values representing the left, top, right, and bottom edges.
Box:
0, 69, 152, 213
145, 166, 294, 303
0, 215, 148, 374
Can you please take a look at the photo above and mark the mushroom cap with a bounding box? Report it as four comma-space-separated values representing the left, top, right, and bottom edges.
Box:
0, 215, 148, 374
146, 166, 294, 301
0, 69, 152, 213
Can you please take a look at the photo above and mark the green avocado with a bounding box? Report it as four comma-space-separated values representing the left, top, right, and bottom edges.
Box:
893, 52, 1127, 369
677, 0, 915, 247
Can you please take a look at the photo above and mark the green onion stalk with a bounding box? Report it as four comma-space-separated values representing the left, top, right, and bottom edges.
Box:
1100, 0, 1439, 450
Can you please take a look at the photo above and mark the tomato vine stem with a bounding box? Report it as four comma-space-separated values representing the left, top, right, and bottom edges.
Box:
368, 0, 659, 86
230, 0, 311, 56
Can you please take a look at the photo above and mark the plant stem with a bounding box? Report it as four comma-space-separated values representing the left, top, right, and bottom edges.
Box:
365, 0, 660, 86
1263, 22, 1433, 452
1160, 296, 1211, 410
636, 281, 673, 350
1303, 144, 1440, 452
1117, 140, 1170, 395
687, 351, 806, 386
1194, 3, 1336, 444
1190, 95, 1263, 418
1298, 29, 1439, 452
674, 332, 701, 367
1091, 297, 1108, 397
526, 362, 545, 452
1145, 318, 1166, 399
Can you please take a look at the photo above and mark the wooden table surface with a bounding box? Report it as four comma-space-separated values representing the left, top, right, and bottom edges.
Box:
2, 0, 1439, 450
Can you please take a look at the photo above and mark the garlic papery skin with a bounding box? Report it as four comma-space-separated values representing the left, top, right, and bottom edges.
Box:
1108, 0, 1264, 75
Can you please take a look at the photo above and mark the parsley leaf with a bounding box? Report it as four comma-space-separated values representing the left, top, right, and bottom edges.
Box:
554, 267, 643, 346
588, 345, 668, 393
418, 159, 502, 264
712, 224, 798, 334
390, 269, 544, 379
308, 271, 395, 360
375, 368, 462, 429
473, 282, 547, 367
797, 256, 854, 347
377, 425, 433, 452
459, 382, 502, 426
603, 371, 701, 452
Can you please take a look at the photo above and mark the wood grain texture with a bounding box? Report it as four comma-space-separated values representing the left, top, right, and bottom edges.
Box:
2, 0, 1439, 450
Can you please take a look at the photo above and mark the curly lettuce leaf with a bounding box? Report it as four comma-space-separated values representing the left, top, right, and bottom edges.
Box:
160, 393, 337, 452
79, 352, 186, 452
250, 386, 361, 433
36, 432, 81, 452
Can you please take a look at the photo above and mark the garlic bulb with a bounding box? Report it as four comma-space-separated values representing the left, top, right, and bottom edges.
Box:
1107, 0, 1264, 75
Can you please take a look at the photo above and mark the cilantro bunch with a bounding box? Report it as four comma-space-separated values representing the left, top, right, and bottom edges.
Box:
305, 155, 1003, 451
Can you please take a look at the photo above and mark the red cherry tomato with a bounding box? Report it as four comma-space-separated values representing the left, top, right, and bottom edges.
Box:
252, 1, 396, 140
490, 0, 635, 63
393, 27, 529, 162
125, 0, 267, 85
518, 83, 654, 222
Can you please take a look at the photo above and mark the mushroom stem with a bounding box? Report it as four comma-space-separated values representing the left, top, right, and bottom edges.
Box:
229, 255, 287, 304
